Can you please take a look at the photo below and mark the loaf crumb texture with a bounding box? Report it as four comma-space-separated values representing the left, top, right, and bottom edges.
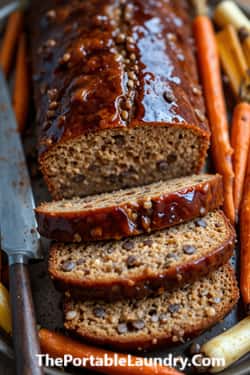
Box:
64, 265, 239, 350
38, 174, 218, 212
50, 210, 235, 300
41, 126, 208, 199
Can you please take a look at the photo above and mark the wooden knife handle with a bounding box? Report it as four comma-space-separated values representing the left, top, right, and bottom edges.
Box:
9, 262, 44, 375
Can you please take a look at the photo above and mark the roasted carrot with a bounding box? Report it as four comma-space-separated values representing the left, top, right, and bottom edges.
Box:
231, 102, 250, 219
0, 11, 23, 76
216, 25, 248, 97
39, 329, 184, 375
193, 16, 235, 223
240, 144, 250, 314
12, 33, 29, 133
240, 147, 250, 314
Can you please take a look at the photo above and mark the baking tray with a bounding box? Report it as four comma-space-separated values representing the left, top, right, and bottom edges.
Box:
1, 1, 250, 374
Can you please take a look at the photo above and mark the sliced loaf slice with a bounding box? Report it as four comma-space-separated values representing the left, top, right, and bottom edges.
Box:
49, 210, 235, 301
36, 174, 223, 242
64, 265, 239, 351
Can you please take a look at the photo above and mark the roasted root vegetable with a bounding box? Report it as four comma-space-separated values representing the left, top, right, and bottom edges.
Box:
239, 28, 250, 68
190, 0, 207, 16
0, 11, 23, 76
242, 37, 250, 67
214, 1, 250, 31
39, 329, 183, 375
240, 146, 250, 313
201, 317, 250, 373
0, 283, 11, 335
13, 33, 29, 133
193, 16, 235, 223
231, 102, 250, 218
216, 25, 248, 97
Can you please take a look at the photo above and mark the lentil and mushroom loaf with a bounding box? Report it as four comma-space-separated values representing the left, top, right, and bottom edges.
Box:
36, 174, 223, 242
64, 264, 239, 351
30, 0, 210, 199
49, 210, 235, 301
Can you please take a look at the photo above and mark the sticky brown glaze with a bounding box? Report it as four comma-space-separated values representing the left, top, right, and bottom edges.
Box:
49, 212, 235, 301
36, 175, 223, 242
29, 0, 210, 157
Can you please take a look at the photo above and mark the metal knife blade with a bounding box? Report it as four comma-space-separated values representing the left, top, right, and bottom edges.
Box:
0, 68, 42, 262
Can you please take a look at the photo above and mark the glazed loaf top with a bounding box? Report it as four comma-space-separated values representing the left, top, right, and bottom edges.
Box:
30, 0, 209, 157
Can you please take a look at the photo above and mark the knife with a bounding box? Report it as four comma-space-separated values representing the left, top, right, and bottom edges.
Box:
0, 68, 44, 375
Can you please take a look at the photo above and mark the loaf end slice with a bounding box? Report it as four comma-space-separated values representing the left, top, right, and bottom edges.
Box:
36, 174, 223, 242
64, 265, 239, 351
50, 210, 235, 301
31, 0, 210, 199
40, 125, 209, 200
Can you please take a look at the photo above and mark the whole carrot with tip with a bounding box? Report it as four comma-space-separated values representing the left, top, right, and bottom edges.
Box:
39, 329, 184, 375
193, 15, 235, 223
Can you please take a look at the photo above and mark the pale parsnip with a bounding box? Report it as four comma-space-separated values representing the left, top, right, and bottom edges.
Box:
201, 316, 250, 373
214, 1, 250, 31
